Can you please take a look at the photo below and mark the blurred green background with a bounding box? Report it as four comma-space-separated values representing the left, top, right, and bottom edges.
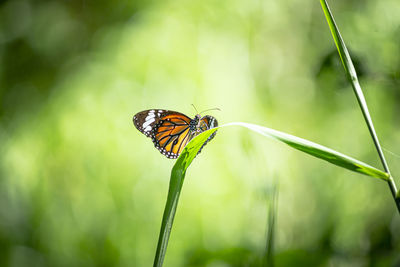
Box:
1, 0, 400, 266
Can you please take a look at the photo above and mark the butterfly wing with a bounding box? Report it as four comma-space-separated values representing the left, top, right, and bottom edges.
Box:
198, 115, 218, 131
133, 109, 169, 137
133, 109, 193, 159
196, 115, 218, 156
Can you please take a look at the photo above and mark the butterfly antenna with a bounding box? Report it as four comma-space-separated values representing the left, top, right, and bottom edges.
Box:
191, 104, 199, 114
199, 107, 221, 114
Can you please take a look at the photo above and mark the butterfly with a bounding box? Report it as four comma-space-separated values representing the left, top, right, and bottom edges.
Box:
133, 109, 218, 159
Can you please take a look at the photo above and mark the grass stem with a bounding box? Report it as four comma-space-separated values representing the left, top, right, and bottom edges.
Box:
320, 0, 400, 213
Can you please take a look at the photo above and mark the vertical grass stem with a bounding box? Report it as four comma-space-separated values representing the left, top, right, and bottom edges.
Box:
320, 0, 400, 213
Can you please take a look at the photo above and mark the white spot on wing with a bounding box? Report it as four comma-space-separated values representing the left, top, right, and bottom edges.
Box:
143, 118, 155, 128
144, 125, 152, 132
145, 113, 155, 121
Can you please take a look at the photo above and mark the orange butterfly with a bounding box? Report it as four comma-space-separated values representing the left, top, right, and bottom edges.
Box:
133, 109, 218, 159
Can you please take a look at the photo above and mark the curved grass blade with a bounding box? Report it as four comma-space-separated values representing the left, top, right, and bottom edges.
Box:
153, 128, 218, 267
320, 0, 400, 212
153, 121, 389, 266
224, 122, 389, 180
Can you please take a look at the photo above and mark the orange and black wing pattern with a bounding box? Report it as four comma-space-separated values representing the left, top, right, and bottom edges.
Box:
196, 115, 218, 155
133, 109, 218, 159
133, 109, 193, 159
198, 115, 218, 131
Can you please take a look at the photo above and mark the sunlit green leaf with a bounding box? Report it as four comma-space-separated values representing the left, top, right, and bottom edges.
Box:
154, 122, 389, 266
153, 128, 218, 267
225, 122, 389, 181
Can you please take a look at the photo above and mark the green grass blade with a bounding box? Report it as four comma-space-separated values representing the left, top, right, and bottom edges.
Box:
224, 122, 389, 181
153, 121, 389, 266
153, 128, 218, 267
320, 0, 400, 212
263, 182, 278, 267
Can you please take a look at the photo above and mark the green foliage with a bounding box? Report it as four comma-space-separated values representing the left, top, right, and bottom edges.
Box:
320, 0, 400, 212
154, 120, 390, 265
1, 0, 400, 266
154, 129, 217, 266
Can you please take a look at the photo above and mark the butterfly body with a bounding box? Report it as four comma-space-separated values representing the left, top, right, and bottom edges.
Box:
133, 109, 218, 159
